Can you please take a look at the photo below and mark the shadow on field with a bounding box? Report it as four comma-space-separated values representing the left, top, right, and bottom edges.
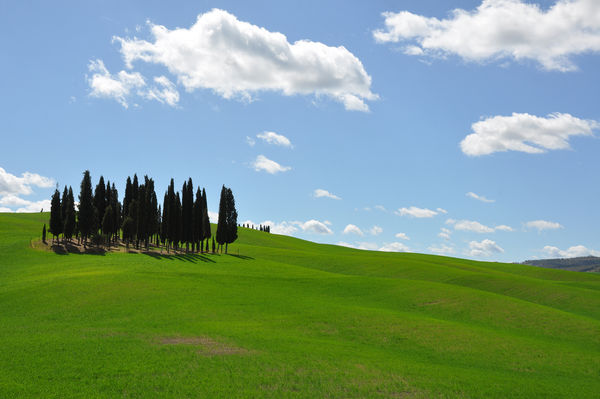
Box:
226, 254, 254, 260
51, 243, 106, 256
140, 251, 216, 263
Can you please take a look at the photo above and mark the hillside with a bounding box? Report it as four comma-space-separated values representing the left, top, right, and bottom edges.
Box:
523, 256, 600, 273
1, 212, 599, 398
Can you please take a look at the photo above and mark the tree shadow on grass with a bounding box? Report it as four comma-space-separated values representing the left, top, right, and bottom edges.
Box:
51, 243, 106, 256
140, 251, 216, 263
226, 254, 254, 260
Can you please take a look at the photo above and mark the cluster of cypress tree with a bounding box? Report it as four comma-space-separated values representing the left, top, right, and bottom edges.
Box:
241, 223, 271, 233
47, 170, 238, 254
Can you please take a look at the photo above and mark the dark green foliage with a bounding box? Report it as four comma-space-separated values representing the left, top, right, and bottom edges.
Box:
201, 188, 211, 243
123, 177, 133, 218
60, 186, 68, 225
49, 188, 62, 242
63, 187, 76, 241
216, 185, 238, 253
110, 183, 120, 241
211, 236, 215, 253
94, 176, 106, 232
42, 223, 46, 243
193, 187, 202, 252
102, 205, 114, 247
181, 179, 194, 252
121, 216, 135, 249
78, 170, 95, 244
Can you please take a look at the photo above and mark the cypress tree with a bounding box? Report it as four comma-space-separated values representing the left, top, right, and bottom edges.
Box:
136, 180, 147, 249
124, 176, 132, 218
42, 223, 46, 243
49, 187, 62, 243
167, 179, 177, 251
63, 186, 76, 242
102, 205, 114, 248
94, 176, 106, 233
193, 187, 202, 252
212, 236, 216, 254
201, 188, 211, 249
60, 186, 69, 225
122, 216, 134, 250
175, 192, 182, 250
110, 183, 120, 242
216, 185, 238, 253
161, 192, 169, 251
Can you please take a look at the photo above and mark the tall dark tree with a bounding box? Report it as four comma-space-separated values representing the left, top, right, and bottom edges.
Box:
122, 216, 134, 250
60, 186, 69, 225
79, 170, 96, 245
181, 178, 194, 252
110, 183, 120, 242
193, 187, 202, 252
166, 179, 178, 251
174, 192, 182, 250
49, 187, 62, 243
102, 205, 114, 248
161, 192, 169, 250
42, 224, 46, 243
94, 176, 106, 232
63, 186, 76, 242
123, 176, 133, 218
216, 185, 238, 253
201, 188, 211, 249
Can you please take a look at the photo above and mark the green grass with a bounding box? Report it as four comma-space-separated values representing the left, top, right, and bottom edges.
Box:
1, 212, 599, 398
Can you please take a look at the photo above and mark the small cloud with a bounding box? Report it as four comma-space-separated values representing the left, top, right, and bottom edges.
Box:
436, 208, 448, 214
246, 136, 256, 146
252, 155, 291, 174
369, 226, 383, 236
374, 205, 386, 212
542, 245, 600, 258
467, 239, 504, 257
494, 225, 513, 232
313, 189, 341, 200
438, 228, 451, 240
466, 192, 495, 203
256, 131, 293, 148
343, 224, 364, 236
428, 244, 455, 255
395, 206, 439, 218
379, 242, 410, 252
301, 219, 333, 235
395, 232, 410, 240
525, 220, 563, 232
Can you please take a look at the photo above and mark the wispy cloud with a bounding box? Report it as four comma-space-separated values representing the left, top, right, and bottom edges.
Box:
314, 189, 341, 200
466, 192, 495, 203
252, 155, 291, 174
257, 131, 293, 148
525, 220, 563, 232
395, 206, 441, 218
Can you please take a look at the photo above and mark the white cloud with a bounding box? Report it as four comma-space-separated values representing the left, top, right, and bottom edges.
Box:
428, 244, 456, 255
300, 219, 333, 235
0, 207, 12, 213
466, 192, 495, 203
343, 224, 364, 236
438, 228, 452, 240
256, 131, 293, 148
542, 245, 600, 258
436, 208, 448, 214
374, 0, 600, 71
16, 199, 52, 213
395, 206, 440, 218
252, 155, 291, 174
337, 241, 356, 248
114, 9, 377, 111
0, 167, 55, 196
208, 211, 219, 222
88, 59, 146, 108
525, 220, 563, 231
369, 226, 383, 236
461, 112, 598, 156
395, 232, 410, 240
313, 189, 341, 200
356, 242, 379, 250
246, 136, 256, 146
0, 194, 31, 207
468, 239, 504, 257
374, 205, 386, 212
140, 75, 180, 106
380, 242, 410, 252
453, 220, 495, 233
260, 220, 299, 235
447, 219, 513, 233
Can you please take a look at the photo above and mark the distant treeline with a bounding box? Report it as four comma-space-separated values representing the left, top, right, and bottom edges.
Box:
242, 223, 271, 233
46, 170, 247, 254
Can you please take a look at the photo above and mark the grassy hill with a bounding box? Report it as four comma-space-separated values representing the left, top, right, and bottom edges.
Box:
1, 212, 599, 398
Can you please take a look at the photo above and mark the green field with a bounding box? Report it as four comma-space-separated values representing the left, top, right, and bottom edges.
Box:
1, 212, 599, 398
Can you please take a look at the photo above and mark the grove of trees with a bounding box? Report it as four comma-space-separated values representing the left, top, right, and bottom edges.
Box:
47, 170, 249, 254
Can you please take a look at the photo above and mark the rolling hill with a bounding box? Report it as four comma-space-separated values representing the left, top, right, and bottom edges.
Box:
0, 212, 599, 398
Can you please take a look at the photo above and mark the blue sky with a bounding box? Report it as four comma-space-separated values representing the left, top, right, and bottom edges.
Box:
1, 0, 599, 262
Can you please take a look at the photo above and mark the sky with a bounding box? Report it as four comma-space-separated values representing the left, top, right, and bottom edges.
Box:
1, 0, 599, 262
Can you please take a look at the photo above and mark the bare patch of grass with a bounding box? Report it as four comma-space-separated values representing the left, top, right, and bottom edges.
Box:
158, 336, 250, 356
